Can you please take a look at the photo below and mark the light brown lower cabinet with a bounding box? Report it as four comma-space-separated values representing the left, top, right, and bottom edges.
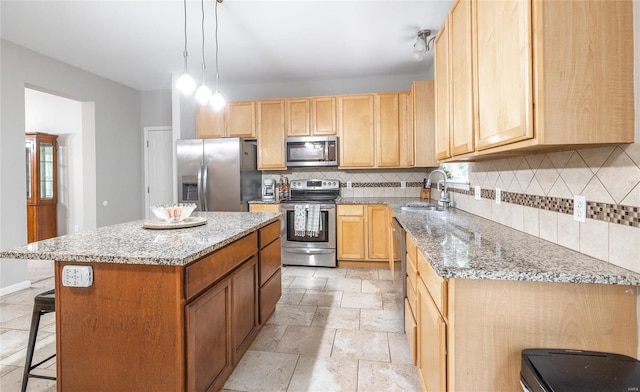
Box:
406, 235, 638, 391
337, 204, 390, 267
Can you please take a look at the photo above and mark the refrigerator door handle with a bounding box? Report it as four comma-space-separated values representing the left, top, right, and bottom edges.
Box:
201, 164, 209, 211
197, 164, 204, 211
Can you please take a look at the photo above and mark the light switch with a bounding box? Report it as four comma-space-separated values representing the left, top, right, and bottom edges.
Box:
62, 265, 93, 287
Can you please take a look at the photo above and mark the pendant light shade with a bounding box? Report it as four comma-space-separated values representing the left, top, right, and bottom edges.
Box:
210, 91, 225, 111
177, 72, 196, 94
195, 84, 212, 105
412, 29, 433, 62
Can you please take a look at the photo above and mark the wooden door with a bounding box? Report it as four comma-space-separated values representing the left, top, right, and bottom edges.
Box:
226, 101, 256, 138
285, 98, 311, 136
434, 20, 451, 161
256, 100, 286, 170
450, 0, 475, 156
231, 255, 259, 360
367, 205, 389, 260
338, 95, 375, 168
474, 0, 533, 150
186, 277, 232, 392
417, 279, 447, 392
336, 205, 366, 260
196, 106, 225, 138
311, 96, 336, 135
412, 81, 437, 167
375, 94, 401, 167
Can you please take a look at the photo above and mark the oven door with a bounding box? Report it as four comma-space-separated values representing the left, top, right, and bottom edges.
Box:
280, 203, 337, 267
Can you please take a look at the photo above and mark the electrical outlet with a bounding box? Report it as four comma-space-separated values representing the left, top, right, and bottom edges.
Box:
495, 188, 501, 204
474, 186, 481, 200
401, 181, 407, 189
61, 265, 93, 287
346, 181, 352, 189
574, 195, 586, 223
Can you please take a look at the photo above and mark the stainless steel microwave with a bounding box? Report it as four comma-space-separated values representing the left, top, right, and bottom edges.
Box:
285, 136, 338, 167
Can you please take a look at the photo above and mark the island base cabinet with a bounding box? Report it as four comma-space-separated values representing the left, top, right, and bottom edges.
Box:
231, 256, 259, 360
55, 262, 186, 392
186, 277, 232, 392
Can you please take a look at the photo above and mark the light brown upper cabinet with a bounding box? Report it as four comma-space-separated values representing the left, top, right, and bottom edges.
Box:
410, 81, 437, 167
285, 98, 311, 136
434, 19, 451, 161
196, 106, 225, 139
311, 97, 337, 136
338, 95, 375, 168
256, 100, 286, 170
436, 0, 634, 162
226, 101, 256, 138
449, 0, 475, 156
375, 93, 402, 167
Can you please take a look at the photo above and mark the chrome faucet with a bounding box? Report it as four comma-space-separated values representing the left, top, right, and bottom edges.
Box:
426, 169, 450, 208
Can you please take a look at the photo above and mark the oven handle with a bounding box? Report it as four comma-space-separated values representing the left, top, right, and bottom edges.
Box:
282, 248, 335, 255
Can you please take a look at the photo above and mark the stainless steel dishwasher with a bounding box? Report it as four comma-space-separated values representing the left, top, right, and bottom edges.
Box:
390, 216, 406, 330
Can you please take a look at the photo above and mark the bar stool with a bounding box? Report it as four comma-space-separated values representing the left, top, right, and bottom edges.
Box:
21, 289, 56, 392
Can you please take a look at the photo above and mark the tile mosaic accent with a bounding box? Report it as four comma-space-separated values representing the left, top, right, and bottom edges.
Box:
448, 187, 639, 228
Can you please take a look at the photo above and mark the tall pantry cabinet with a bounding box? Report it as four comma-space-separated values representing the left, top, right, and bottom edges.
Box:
26, 132, 58, 243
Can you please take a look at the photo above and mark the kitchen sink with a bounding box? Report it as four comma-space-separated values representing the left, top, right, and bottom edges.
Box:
400, 204, 445, 212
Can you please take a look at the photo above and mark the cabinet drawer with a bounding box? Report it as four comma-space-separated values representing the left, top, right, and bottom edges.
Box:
404, 299, 417, 366
260, 269, 281, 324
259, 221, 281, 248
406, 277, 417, 317
185, 232, 258, 301
407, 251, 418, 290
259, 238, 281, 285
250, 204, 281, 214
417, 251, 447, 318
337, 204, 364, 216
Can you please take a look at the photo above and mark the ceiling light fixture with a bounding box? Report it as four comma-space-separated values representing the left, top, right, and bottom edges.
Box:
412, 29, 434, 62
209, 0, 225, 111
176, 0, 195, 94
194, 0, 212, 105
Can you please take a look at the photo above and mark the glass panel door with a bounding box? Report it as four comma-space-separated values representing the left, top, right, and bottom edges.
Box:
40, 142, 54, 200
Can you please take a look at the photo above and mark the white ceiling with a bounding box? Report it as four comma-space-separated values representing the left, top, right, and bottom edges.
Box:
1, 0, 452, 92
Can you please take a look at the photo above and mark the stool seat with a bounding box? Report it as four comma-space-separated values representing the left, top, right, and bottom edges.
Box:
21, 289, 56, 392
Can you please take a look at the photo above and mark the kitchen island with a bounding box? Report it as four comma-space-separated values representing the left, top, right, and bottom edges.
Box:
339, 197, 640, 391
1, 211, 282, 392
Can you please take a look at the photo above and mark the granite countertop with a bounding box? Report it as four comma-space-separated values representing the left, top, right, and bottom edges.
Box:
340, 197, 640, 286
248, 199, 280, 204
0, 212, 281, 266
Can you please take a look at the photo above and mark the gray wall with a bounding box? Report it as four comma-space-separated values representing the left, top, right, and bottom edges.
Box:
0, 39, 142, 290
141, 89, 172, 128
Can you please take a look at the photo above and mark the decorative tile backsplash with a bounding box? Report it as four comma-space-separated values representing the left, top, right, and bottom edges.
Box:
448, 143, 640, 273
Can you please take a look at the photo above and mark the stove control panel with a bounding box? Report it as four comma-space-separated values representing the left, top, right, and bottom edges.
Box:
290, 179, 340, 190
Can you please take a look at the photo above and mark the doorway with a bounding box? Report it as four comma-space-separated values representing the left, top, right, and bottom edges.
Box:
143, 126, 174, 219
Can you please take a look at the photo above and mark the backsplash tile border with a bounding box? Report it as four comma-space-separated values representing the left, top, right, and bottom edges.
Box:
339, 182, 423, 188
449, 187, 639, 228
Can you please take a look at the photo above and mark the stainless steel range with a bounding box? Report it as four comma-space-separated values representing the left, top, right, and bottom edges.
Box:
280, 179, 339, 267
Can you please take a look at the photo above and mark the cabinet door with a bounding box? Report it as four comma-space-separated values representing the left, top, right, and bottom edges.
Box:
474, 0, 533, 150
375, 94, 401, 167
412, 81, 437, 167
196, 106, 225, 138
338, 95, 375, 168
226, 101, 256, 138
311, 96, 336, 135
367, 205, 389, 260
398, 92, 414, 167
434, 19, 451, 161
417, 279, 447, 392
186, 277, 232, 392
337, 205, 366, 260
231, 255, 259, 360
450, 0, 475, 156
256, 100, 286, 170
285, 98, 311, 136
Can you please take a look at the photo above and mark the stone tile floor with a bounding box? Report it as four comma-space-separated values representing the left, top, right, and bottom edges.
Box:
0, 263, 421, 391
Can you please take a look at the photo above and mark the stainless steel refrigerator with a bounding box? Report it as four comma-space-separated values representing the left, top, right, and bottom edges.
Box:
176, 138, 261, 212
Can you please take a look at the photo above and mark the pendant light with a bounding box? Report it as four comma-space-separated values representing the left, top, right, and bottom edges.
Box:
176, 0, 195, 94
194, 0, 212, 105
209, 0, 225, 111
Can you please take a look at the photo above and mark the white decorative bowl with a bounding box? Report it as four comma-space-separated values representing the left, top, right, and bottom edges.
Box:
150, 203, 197, 223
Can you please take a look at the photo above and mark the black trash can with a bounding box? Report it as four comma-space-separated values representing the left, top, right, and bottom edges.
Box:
521, 349, 640, 392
